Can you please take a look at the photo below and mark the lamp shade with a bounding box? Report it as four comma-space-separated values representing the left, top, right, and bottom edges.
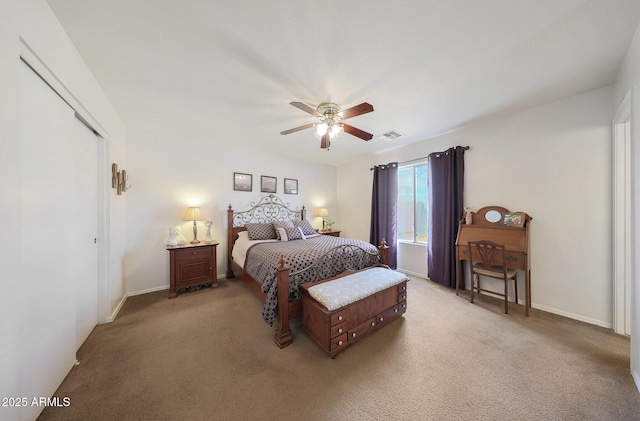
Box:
183, 207, 204, 221
316, 207, 329, 217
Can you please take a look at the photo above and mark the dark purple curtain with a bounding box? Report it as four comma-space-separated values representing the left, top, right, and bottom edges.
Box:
427, 146, 465, 287
370, 162, 398, 269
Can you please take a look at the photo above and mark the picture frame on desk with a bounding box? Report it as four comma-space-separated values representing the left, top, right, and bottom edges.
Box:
502, 212, 525, 227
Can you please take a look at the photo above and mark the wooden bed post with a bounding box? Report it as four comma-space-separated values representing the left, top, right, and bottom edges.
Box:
378, 238, 389, 266
226, 204, 235, 279
274, 255, 293, 348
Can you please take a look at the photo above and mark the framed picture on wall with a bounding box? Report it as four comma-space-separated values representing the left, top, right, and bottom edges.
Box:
284, 178, 298, 195
233, 172, 252, 191
261, 175, 277, 193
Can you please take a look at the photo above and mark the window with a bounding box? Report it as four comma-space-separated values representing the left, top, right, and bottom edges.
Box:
398, 161, 428, 243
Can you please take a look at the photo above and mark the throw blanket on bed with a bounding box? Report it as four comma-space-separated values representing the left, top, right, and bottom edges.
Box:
244, 235, 380, 326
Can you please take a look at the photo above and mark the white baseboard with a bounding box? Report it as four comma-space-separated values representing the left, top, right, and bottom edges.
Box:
128, 285, 170, 297
102, 294, 127, 324
126, 274, 227, 298
395, 268, 428, 279
632, 369, 640, 394
533, 303, 613, 329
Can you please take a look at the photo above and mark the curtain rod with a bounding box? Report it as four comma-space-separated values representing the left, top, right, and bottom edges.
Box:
370, 146, 470, 170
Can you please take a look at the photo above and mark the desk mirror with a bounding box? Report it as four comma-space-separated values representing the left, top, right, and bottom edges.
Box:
484, 209, 502, 223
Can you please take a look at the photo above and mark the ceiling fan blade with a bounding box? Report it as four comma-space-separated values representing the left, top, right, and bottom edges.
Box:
290, 101, 320, 117
343, 124, 374, 141
341, 102, 374, 120
321, 133, 330, 149
280, 123, 314, 135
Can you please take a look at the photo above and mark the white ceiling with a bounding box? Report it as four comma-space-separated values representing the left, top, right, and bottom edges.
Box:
47, 0, 640, 166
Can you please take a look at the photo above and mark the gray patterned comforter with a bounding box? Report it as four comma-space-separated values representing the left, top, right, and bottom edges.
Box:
243, 235, 380, 326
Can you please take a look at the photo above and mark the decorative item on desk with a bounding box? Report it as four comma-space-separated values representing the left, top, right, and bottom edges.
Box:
163, 226, 186, 246
184, 207, 204, 244
502, 212, 525, 227
204, 220, 213, 243
464, 207, 473, 225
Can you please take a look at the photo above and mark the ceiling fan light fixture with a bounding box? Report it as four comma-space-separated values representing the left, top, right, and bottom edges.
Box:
329, 123, 342, 138
315, 122, 328, 136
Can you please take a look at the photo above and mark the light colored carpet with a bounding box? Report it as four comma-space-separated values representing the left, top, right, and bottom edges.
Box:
39, 276, 640, 421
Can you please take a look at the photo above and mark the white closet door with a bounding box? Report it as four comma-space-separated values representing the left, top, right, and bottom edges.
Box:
73, 117, 98, 350
18, 61, 98, 417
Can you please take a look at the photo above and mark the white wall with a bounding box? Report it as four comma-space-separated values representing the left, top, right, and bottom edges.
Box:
125, 129, 338, 295
397, 242, 428, 278
338, 86, 614, 328
614, 22, 640, 391
0, 1, 127, 420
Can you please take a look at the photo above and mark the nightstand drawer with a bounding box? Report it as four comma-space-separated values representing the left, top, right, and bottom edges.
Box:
175, 247, 211, 261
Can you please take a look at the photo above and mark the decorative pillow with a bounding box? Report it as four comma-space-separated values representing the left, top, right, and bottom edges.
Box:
297, 227, 307, 240
294, 219, 316, 236
272, 220, 294, 240
285, 227, 304, 241
245, 223, 276, 240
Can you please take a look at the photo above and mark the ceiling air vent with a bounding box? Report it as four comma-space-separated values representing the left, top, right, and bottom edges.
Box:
380, 130, 403, 140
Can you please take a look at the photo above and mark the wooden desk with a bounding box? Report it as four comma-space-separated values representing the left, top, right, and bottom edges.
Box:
455, 206, 531, 316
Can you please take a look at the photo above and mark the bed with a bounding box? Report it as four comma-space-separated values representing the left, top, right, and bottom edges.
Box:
226, 194, 389, 347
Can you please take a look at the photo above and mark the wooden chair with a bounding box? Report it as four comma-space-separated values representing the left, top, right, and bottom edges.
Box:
467, 240, 518, 314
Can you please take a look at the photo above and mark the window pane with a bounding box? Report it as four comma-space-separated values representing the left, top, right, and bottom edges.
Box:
415, 164, 428, 243
397, 167, 414, 241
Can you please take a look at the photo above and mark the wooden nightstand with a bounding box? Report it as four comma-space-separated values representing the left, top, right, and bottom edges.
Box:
320, 230, 341, 237
167, 242, 218, 298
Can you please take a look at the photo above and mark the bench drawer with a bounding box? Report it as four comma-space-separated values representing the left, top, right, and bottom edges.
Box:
331, 333, 348, 351
348, 317, 377, 342
378, 305, 400, 324
331, 320, 347, 338
397, 282, 408, 302
331, 308, 348, 326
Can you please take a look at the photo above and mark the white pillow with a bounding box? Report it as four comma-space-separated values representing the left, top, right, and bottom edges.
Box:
276, 227, 288, 241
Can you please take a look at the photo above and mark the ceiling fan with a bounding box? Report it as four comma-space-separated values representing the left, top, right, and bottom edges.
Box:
280, 101, 374, 149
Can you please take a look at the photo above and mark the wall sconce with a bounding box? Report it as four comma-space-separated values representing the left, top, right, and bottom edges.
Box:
111, 163, 131, 195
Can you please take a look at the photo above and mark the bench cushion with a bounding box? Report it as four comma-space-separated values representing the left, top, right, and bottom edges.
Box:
306, 267, 408, 311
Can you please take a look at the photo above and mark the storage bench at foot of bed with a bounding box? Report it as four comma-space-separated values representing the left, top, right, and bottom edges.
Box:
300, 266, 408, 358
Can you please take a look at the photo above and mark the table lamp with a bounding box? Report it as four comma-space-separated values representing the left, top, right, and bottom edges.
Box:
317, 207, 329, 231
184, 207, 204, 244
